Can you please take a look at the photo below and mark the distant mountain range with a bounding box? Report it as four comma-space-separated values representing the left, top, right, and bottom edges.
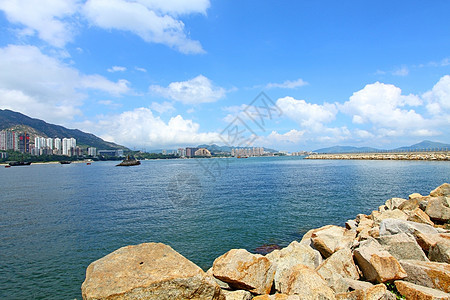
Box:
0, 109, 127, 150
314, 140, 450, 153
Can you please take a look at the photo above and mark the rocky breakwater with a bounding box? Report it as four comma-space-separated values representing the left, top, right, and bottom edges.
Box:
82, 183, 450, 300
305, 152, 450, 161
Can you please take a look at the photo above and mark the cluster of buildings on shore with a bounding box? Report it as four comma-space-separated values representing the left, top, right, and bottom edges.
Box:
172, 147, 212, 157
0, 130, 124, 158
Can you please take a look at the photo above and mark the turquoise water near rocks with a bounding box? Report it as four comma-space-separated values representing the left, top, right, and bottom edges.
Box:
0, 157, 449, 299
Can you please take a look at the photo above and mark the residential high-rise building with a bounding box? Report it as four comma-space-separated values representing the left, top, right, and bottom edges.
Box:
53, 138, 61, 154
0, 130, 18, 151
18, 133, 30, 153
87, 147, 97, 156
185, 147, 199, 157
62, 138, 76, 156
46, 138, 53, 149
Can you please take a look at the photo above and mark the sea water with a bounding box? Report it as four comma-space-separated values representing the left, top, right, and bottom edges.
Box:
0, 157, 449, 299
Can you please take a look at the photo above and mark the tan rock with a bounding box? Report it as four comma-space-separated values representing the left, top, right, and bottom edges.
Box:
425, 196, 450, 223
299, 228, 316, 247
252, 294, 301, 300
266, 241, 322, 292
395, 281, 450, 300
379, 219, 438, 236
207, 267, 231, 290
377, 232, 428, 261
280, 264, 335, 299
316, 248, 360, 293
346, 219, 358, 231
372, 209, 408, 225
407, 207, 435, 226
81, 242, 224, 300
429, 183, 450, 197
409, 193, 423, 200
341, 278, 373, 291
212, 248, 275, 295
335, 284, 389, 300
428, 234, 450, 263
399, 260, 450, 293
311, 225, 356, 258
398, 198, 421, 212
353, 239, 407, 283
385, 198, 407, 210
222, 290, 252, 300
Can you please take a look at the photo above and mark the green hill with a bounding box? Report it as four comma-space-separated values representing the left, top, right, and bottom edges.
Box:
0, 109, 128, 150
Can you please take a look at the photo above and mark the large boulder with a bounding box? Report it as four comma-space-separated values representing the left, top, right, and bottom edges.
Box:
353, 238, 407, 283
278, 264, 335, 299
428, 233, 450, 263
384, 197, 407, 210
212, 249, 275, 295
371, 209, 408, 225
399, 260, 450, 293
379, 218, 438, 236
425, 196, 450, 223
316, 248, 360, 293
222, 290, 252, 300
311, 225, 356, 258
335, 284, 392, 300
81, 242, 224, 300
266, 241, 322, 292
377, 232, 428, 261
429, 183, 450, 197
407, 207, 434, 226
394, 281, 450, 300
252, 294, 301, 300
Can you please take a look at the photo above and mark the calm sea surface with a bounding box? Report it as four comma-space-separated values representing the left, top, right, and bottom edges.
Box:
1, 157, 449, 299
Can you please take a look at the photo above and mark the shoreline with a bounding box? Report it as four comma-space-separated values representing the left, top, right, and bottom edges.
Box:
306, 151, 450, 161
81, 183, 450, 300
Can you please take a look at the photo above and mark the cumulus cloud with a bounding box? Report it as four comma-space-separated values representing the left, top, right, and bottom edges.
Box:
150, 75, 226, 104
340, 82, 423, 129
88, 107, 219, 148
83, 0, 205, 54
264, 130, 305, 144
276, 96, 338, 129
0, 45, 130, 123
0, 0, 208, 53
266, 78, 308, 89
0, 0, 79, 47
423, 75, 450, 115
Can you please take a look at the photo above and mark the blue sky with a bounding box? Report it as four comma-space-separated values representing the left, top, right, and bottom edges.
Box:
0, 0, 449, 151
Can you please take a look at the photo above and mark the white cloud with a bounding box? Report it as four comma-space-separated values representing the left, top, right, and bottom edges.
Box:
83, 0, 205, 54
264, 130, 305, 144
0, 0, 79, 47
150, 101, 175, 114
340, 82, 424, 129
276, 96, 338, 129
135, 67, 147, 72
134, 0, 210, 16
150, 75, 226, 104
266, 78, 308, 89
0, 0, 208, 53
107, 66, 127, 72
392, 66, 409, 76
88, 107, 219, 148
0, 45, 129, 123
423, 75, 450, 115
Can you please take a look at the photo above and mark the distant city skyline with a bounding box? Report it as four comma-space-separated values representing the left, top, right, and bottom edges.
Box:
0, 1, 449, 151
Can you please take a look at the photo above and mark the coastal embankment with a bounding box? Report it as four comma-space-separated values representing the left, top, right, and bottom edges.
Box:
81, 183, 450, 299
306, 151, 450, 161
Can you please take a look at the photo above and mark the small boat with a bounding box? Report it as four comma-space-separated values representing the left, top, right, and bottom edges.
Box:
5, 165, 11, 168
59, 161, 71, 164
116, 155, 141, 166
9, 161, 32, 166
86, 162, 91, 165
